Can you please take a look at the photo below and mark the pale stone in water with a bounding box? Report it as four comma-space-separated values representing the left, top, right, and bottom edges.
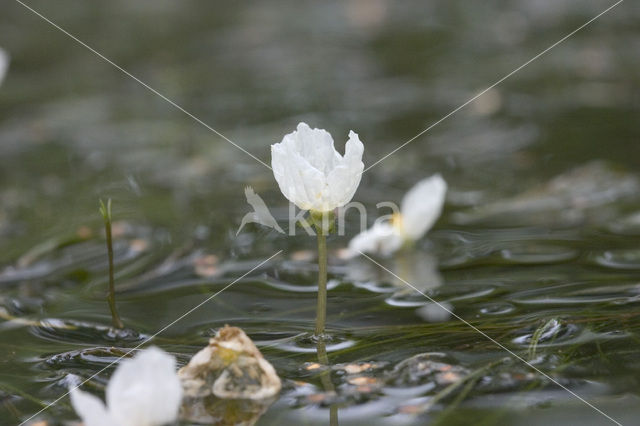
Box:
178, 325, 281, 400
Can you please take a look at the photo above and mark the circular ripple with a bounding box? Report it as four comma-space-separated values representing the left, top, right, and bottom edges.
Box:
500, 243, 578, 265
478, 302, 515, 315
43, 347, 132, 370
29, 318, 147, 345
273, 332, 356, 353
263, 278, 341, 293
590, 249, 640, 270
385, 293, 431, 308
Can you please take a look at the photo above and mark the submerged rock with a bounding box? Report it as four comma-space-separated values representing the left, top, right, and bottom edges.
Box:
178, 326, 281, 400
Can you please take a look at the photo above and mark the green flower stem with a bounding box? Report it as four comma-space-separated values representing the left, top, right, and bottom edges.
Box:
99, 199, 124, 329
315, 223, 328, 336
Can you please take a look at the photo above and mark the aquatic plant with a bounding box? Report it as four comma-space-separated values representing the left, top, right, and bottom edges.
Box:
349, 174, 447, 256
271, 122, 364, 336
99, 199, 124, 329
70, 347, 183, 426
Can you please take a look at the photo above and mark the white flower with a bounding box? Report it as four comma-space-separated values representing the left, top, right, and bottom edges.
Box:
271, 122, 364, 212
348, 221, 404, 257
0, 48, 9, 86
348, 174, 447, 256
70, 347, 183, 426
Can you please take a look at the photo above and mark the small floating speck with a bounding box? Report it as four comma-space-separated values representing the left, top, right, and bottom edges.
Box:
193, 254, 220, 277
290, 250, 315, 262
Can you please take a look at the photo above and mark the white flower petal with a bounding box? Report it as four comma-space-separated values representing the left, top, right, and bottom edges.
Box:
70, 388, 116, 426
107, 347, 182, 426
327, 130, 364, 207
400, 174, 447, 240
295, 154, 329, 210
272, 142, 316, 209
348, 222, 403, 257
271, 123, 364, 212
344, 130, 365, 161
289, 122, 339, 174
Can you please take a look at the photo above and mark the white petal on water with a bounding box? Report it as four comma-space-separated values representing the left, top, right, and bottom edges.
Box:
107, 347, 182, 426
70, 388, 116, 426
348, 221, 403, 257
400, 174, 447, 240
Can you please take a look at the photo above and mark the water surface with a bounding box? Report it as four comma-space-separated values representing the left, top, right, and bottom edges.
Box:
1, 1, 639, 425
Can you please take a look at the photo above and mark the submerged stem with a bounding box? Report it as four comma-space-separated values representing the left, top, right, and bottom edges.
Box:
100, 199, 124, 329
316, 337, 339, 426
315, 225, 328, 336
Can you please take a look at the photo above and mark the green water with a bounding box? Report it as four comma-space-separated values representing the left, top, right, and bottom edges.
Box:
1, 1, 639, 425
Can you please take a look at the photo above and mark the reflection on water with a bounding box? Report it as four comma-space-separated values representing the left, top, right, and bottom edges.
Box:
0, 0, 639, 424
316, 338, 339, 426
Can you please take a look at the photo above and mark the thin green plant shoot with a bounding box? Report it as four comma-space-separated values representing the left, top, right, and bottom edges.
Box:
99, 198, 124, 329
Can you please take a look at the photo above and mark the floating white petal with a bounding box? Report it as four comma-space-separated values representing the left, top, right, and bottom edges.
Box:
71, 347, 182, 426
348, 221, 403, 257
70, 388, 115, 426
348, 174, 447, 256
108, 347, 183, 426
400, 174, 447, 240
271, 122, 364, 212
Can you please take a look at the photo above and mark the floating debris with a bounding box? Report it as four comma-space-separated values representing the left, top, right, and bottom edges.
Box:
302, 391, 338, 405
128, 238, 149, 254
453, 161, 640, 226
193, 254, 220, 278
334, 361, 386, 375
289, 250, 315, 262
345, 375, 381, 394
179, 325, 281, 400
387, 353, 469, 388
303, 362, 324, 371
